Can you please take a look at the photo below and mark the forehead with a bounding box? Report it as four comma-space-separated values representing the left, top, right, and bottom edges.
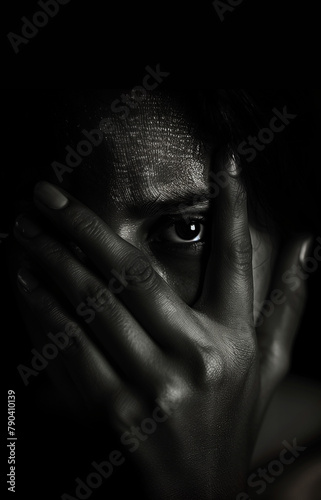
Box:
87, 93, 213, 209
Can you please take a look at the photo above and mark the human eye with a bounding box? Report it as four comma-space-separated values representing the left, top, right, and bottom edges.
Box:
148, 212, 211, 255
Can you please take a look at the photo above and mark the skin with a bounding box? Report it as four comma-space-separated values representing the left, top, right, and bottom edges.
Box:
61, 94, 277, 312
13, 94, 310, 499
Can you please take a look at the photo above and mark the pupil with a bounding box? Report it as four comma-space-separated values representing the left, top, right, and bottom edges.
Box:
175, 220, 200, 240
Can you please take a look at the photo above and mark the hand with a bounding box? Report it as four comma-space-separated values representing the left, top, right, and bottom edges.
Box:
13, 155, 308, 499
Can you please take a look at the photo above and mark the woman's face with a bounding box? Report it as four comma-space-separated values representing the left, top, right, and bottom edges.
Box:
68, 93, 277, 321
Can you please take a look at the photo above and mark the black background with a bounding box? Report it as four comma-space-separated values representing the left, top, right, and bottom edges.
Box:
1, 2, 321, 493
1, 88, 321, 500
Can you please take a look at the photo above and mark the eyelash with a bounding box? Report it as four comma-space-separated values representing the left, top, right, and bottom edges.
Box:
148, 213, 210, 252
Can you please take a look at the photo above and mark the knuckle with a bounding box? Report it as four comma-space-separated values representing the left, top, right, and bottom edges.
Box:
123, 253, 155, 290
188, 342, 228, 386
225, 234, 252, 276
194, 337, 257, 388
204, 349, 228, 383
38, 239, 66, 264
156, 375, 190, 414
231, 339, 257, 375
221, 325, 257, 377
60, 322, 86, 355
71, 210, 101, 238
35, 291, 57, 314
81, 281, 114, 311
111, 392, 145, 431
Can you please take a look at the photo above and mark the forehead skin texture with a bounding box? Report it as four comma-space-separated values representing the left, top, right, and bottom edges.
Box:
65, 91, 276, 310
95, 93, 212, 216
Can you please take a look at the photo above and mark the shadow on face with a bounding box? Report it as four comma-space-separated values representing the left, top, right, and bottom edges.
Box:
54, 90, 278, 311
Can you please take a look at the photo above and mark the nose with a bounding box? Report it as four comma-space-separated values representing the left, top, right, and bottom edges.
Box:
103, 213, 143, 251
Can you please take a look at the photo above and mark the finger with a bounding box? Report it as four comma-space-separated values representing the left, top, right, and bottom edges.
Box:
257, 235, 312, 415
8, 240, 80, 413
16, 288, 78, 406
14, 217, 168, 387
31, 181, 193, 349
197, 153, 253, 324
16, 267, 130, 416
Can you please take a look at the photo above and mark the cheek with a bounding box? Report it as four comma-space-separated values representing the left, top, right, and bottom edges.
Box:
149, 229, 279, 311
148, 254, 206, 306
250, 226, 279, 323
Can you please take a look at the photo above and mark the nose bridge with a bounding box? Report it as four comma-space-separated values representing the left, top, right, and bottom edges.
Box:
117, 223, 140, 248
103, 208, 142, 251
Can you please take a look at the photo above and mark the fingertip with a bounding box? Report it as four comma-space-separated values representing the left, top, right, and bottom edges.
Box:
17, 267, 39, 294
225, 153, 243, 178
34, 181, 69, 210
299, 235, 315, 266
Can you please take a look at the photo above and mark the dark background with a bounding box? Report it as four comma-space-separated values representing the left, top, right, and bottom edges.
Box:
1, 89, 321, 500
1, 1, 321, 498
1, 0, 320, 86
2, 88, 321, 380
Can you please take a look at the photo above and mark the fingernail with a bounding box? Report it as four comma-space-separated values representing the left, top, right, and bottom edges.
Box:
15, 214, 41, 238
34, 181, 69, 210
299, 236, 314, 265
225, 152, 242, 177
17, 268, 39, 293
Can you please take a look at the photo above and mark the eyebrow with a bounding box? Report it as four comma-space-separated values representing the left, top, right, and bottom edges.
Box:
127, 190, 212, 218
